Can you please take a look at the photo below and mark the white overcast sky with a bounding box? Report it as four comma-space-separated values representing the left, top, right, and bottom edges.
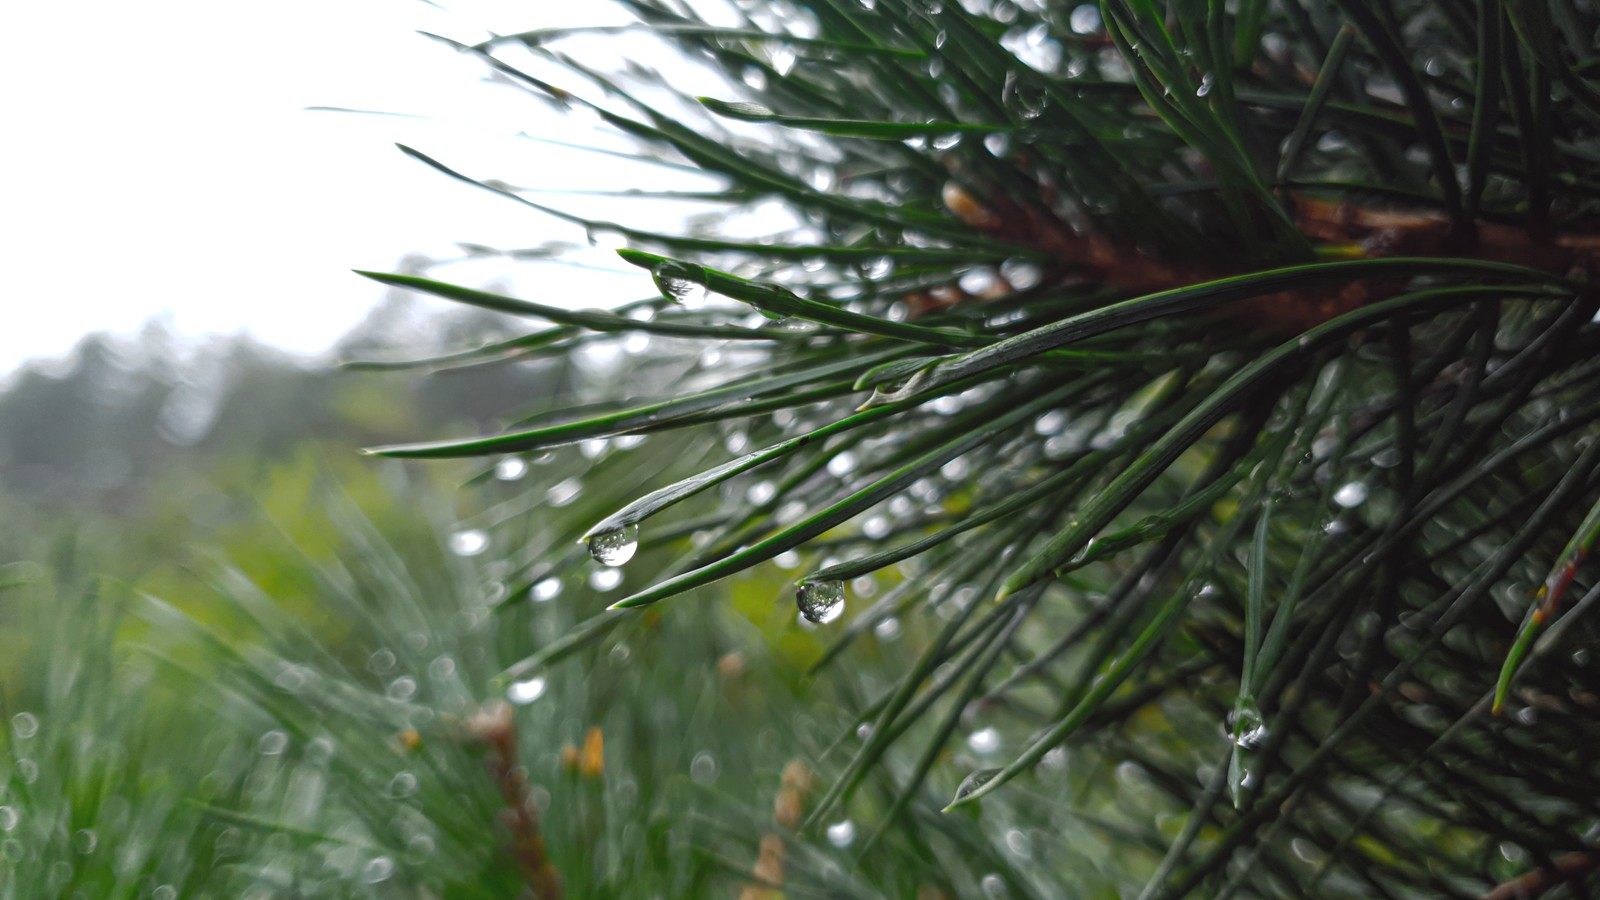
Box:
2, 0, 741, 375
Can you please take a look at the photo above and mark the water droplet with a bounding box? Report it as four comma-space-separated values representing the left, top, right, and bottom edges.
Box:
73, 828, 97, 855
533, 578, 562, 602
449, 529, 489, 557
362, 856, 395, 883
152, 886, 177, 900
368, 649, 396, 674
1371, 447, 1402, 468
826, 819, 857, 847
388, 771, 419, 799
587, 524, 639, 566
0, 807, 17, 832
981, 872, 1008, 898
1227, 702, 1268, 749
826, 451, 858, 477
967, 727, 1001, 755
546, 477, 581, 507
1002, 71, 1046, 119
740, 65, 767, 91
690, 750, 719, 784
388, 676, 418, 702
769, 44, 797, 76
984, 133, 1011, 157
1333, 482, 1369, 508
11, 712, 38, 740
746, 481, 778, 504
508, 676, 547, 705
259, 730, 289, 756
651, 260, 710, 309
932, 132, 962, 151
1195, 72, 1215, 98
862, 515, 891, 539
998, 258, 1043, 291
495, 457, 527, 481
873, 616, 902, 641
1069, 4, 1101, 33
590, 568, 624, 592
862, 255, 895, 279
796, 581, 846, 624
428, 655, 456, 681
954, 767, 1002, 802
773, 550, 802, 570
858, 0, 877, 9
959, 267, 999, 295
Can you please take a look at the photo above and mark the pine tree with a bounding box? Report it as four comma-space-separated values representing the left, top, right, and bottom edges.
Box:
350, 1, 1600, 896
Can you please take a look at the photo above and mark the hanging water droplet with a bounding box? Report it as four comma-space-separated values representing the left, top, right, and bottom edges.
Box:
826, 819, 857, 847
1002, 71, 1046, 119
1333, 481, 1369, 508
741, 65, 767, 90
651, 260, 710, 309
1227, 702, 1268, 750
768, 316, 818, 333
508, 675, 548, 705
449, 529, 489, 557
796, 581, 846, 624
932, 132, 962, 150
768, 43, 797, 76
954, 767, 1002, 803
967, 727, 1001, 755
984, 132, 1012, 156
587, 523, 639, 566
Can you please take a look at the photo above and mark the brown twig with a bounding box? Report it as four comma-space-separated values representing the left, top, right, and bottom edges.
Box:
468, 701, 564, 900
930, 183, 1599, 333
1482, 851, 1600, 900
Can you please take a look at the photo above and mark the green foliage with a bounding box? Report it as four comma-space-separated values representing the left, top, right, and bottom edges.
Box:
344, 0, 1600, 896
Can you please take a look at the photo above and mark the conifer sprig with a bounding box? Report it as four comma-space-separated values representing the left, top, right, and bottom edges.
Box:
360, 0, 1600, 894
